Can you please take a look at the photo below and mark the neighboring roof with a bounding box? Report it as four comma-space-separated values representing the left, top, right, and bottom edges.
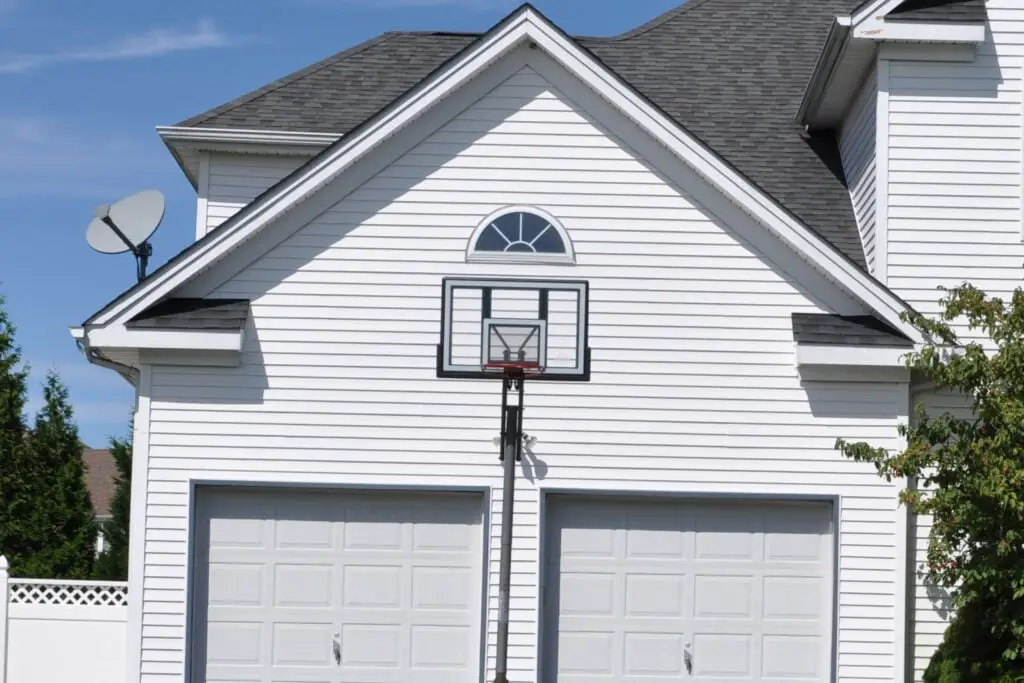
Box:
792, 313, 913, 347
83, 448, 117, 518
127, 298, 250, 330
176, 0, 870, 268
887, 0, 986, 23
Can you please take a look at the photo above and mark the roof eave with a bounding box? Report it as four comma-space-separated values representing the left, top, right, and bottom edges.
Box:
157, 126, 339, 188
796, 17, 853, 128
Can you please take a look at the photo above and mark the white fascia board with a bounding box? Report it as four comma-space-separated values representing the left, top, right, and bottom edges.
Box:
851, 0, 984, 44
157, 126, 341, 148
88, 6, 923, 344
86, 325, 243, 353
854, 20, 985, 43
850, 0, 904, 27
796, 17, 852, 127
797, 343, 910, 368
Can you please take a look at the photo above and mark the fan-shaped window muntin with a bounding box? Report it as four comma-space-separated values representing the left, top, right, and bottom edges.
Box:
468, 207, 574, 263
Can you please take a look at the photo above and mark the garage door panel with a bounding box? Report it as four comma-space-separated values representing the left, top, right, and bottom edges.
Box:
193, 488, 484, 683
545, 497, 833, 682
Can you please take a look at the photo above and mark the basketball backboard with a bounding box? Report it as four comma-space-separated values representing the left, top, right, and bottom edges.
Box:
437, 277, 590, 381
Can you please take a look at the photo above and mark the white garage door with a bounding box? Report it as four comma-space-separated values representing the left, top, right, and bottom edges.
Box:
191, 487, 484, 683
545, 497, 834, 682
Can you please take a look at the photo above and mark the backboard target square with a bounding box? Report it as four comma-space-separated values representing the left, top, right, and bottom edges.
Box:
437, 277, 590, 381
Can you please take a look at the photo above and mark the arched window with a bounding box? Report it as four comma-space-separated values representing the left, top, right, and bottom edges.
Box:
467, 206, 575, 264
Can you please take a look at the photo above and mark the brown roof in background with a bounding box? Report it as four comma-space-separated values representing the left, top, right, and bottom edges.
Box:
83, 448, 117, 518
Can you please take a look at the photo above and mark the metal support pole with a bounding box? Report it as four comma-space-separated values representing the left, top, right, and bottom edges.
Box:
495, 374, 524, 683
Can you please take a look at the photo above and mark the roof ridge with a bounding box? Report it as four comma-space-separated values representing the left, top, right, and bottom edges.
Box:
175, 31, 399, 128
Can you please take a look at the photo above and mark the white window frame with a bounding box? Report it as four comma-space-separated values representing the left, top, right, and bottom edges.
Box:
466, 205, 576, 265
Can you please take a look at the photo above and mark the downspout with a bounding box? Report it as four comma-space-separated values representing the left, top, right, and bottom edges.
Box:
71, 328, 140, 386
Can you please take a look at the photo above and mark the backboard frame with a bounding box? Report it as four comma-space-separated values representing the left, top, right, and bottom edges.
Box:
437, 277, 591, 381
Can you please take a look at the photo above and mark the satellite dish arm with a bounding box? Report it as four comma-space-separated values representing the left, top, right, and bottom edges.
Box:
98, 214, 152, 281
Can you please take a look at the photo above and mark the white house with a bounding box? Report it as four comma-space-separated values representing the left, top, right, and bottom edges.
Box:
71, 0, 1012, 681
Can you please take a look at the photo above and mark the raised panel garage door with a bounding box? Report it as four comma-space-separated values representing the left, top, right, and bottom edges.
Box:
191, 487, 484, 683
545, 497, 834, 683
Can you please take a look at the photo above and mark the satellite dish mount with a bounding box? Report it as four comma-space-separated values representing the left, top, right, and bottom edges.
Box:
86, 189, 165, 282
95, 204, 153, 281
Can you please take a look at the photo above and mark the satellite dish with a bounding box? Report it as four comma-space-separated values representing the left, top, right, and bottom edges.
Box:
86, 190, 164, 281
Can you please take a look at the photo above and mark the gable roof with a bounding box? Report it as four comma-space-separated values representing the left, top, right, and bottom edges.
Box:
83, 4, 924, 346
177, 0, 868, 268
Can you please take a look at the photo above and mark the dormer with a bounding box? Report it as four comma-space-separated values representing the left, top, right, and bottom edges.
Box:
798, 0, 987, 131
797, 0, 987, 284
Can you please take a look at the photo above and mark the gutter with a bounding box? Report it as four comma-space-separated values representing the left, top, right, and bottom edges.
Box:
155, 126, 340, 148
70, 327, 139, 386
796, 16, 853, 128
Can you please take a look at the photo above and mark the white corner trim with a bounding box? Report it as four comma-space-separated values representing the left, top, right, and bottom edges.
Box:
125, 365, 151, 683
87, 326, 244, 353
876, 58, 890, 285
156, 125, 340, 148
892, 380, 911, 683
195, 152, 211, 241
797, 343, 910, 368
87, 6, 923, 344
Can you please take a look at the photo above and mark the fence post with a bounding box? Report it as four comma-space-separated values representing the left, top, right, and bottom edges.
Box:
0, 555, 9, 683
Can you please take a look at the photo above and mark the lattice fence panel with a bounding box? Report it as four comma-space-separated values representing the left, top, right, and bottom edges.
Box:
9, 581, 128, 606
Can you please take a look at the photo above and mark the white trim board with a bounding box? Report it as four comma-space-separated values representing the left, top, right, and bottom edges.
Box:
849, 0, 985, 44
876, 58, 890, 285
796, 343, 909, 368
80, 4, 924, 346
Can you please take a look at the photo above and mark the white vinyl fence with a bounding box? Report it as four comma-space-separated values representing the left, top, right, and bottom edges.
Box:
0, 556, 127, 683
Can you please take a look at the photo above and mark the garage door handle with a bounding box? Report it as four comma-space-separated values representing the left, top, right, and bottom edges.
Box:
684, 642, 693, 675
332, 632, 342, 665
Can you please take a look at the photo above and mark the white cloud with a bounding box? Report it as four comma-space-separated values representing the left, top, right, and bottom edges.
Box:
0, 19, 237, 74
0, 115, 158, 197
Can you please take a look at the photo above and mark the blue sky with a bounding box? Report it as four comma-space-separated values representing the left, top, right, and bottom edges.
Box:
0, 0, 680, 447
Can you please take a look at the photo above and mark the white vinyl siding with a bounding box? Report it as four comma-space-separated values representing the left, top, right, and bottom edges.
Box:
203, 153, 308, 235
886, 0, 1024, 325
840, 67, 879, 275
139, 65, 909, 682
906, 389, 965, 682
885, 9, 1023, 677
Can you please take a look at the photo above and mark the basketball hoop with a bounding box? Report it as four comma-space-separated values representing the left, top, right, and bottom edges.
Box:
435, 277, 591, 683
482, 361, 545, 380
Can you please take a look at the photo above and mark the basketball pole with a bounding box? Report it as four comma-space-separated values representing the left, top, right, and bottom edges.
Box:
495, 370, 525, 683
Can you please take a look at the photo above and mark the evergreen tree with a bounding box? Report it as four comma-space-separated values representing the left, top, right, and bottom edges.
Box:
93, 428, 132, 580
0, 293, 31, 572
17, 372, 96, 578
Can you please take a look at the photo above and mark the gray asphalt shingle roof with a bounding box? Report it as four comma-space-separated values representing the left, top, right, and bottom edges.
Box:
174, 0, 984, 274
177, 0, 869, 268
791, 313, 913, 347
127, 298, 250, 330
